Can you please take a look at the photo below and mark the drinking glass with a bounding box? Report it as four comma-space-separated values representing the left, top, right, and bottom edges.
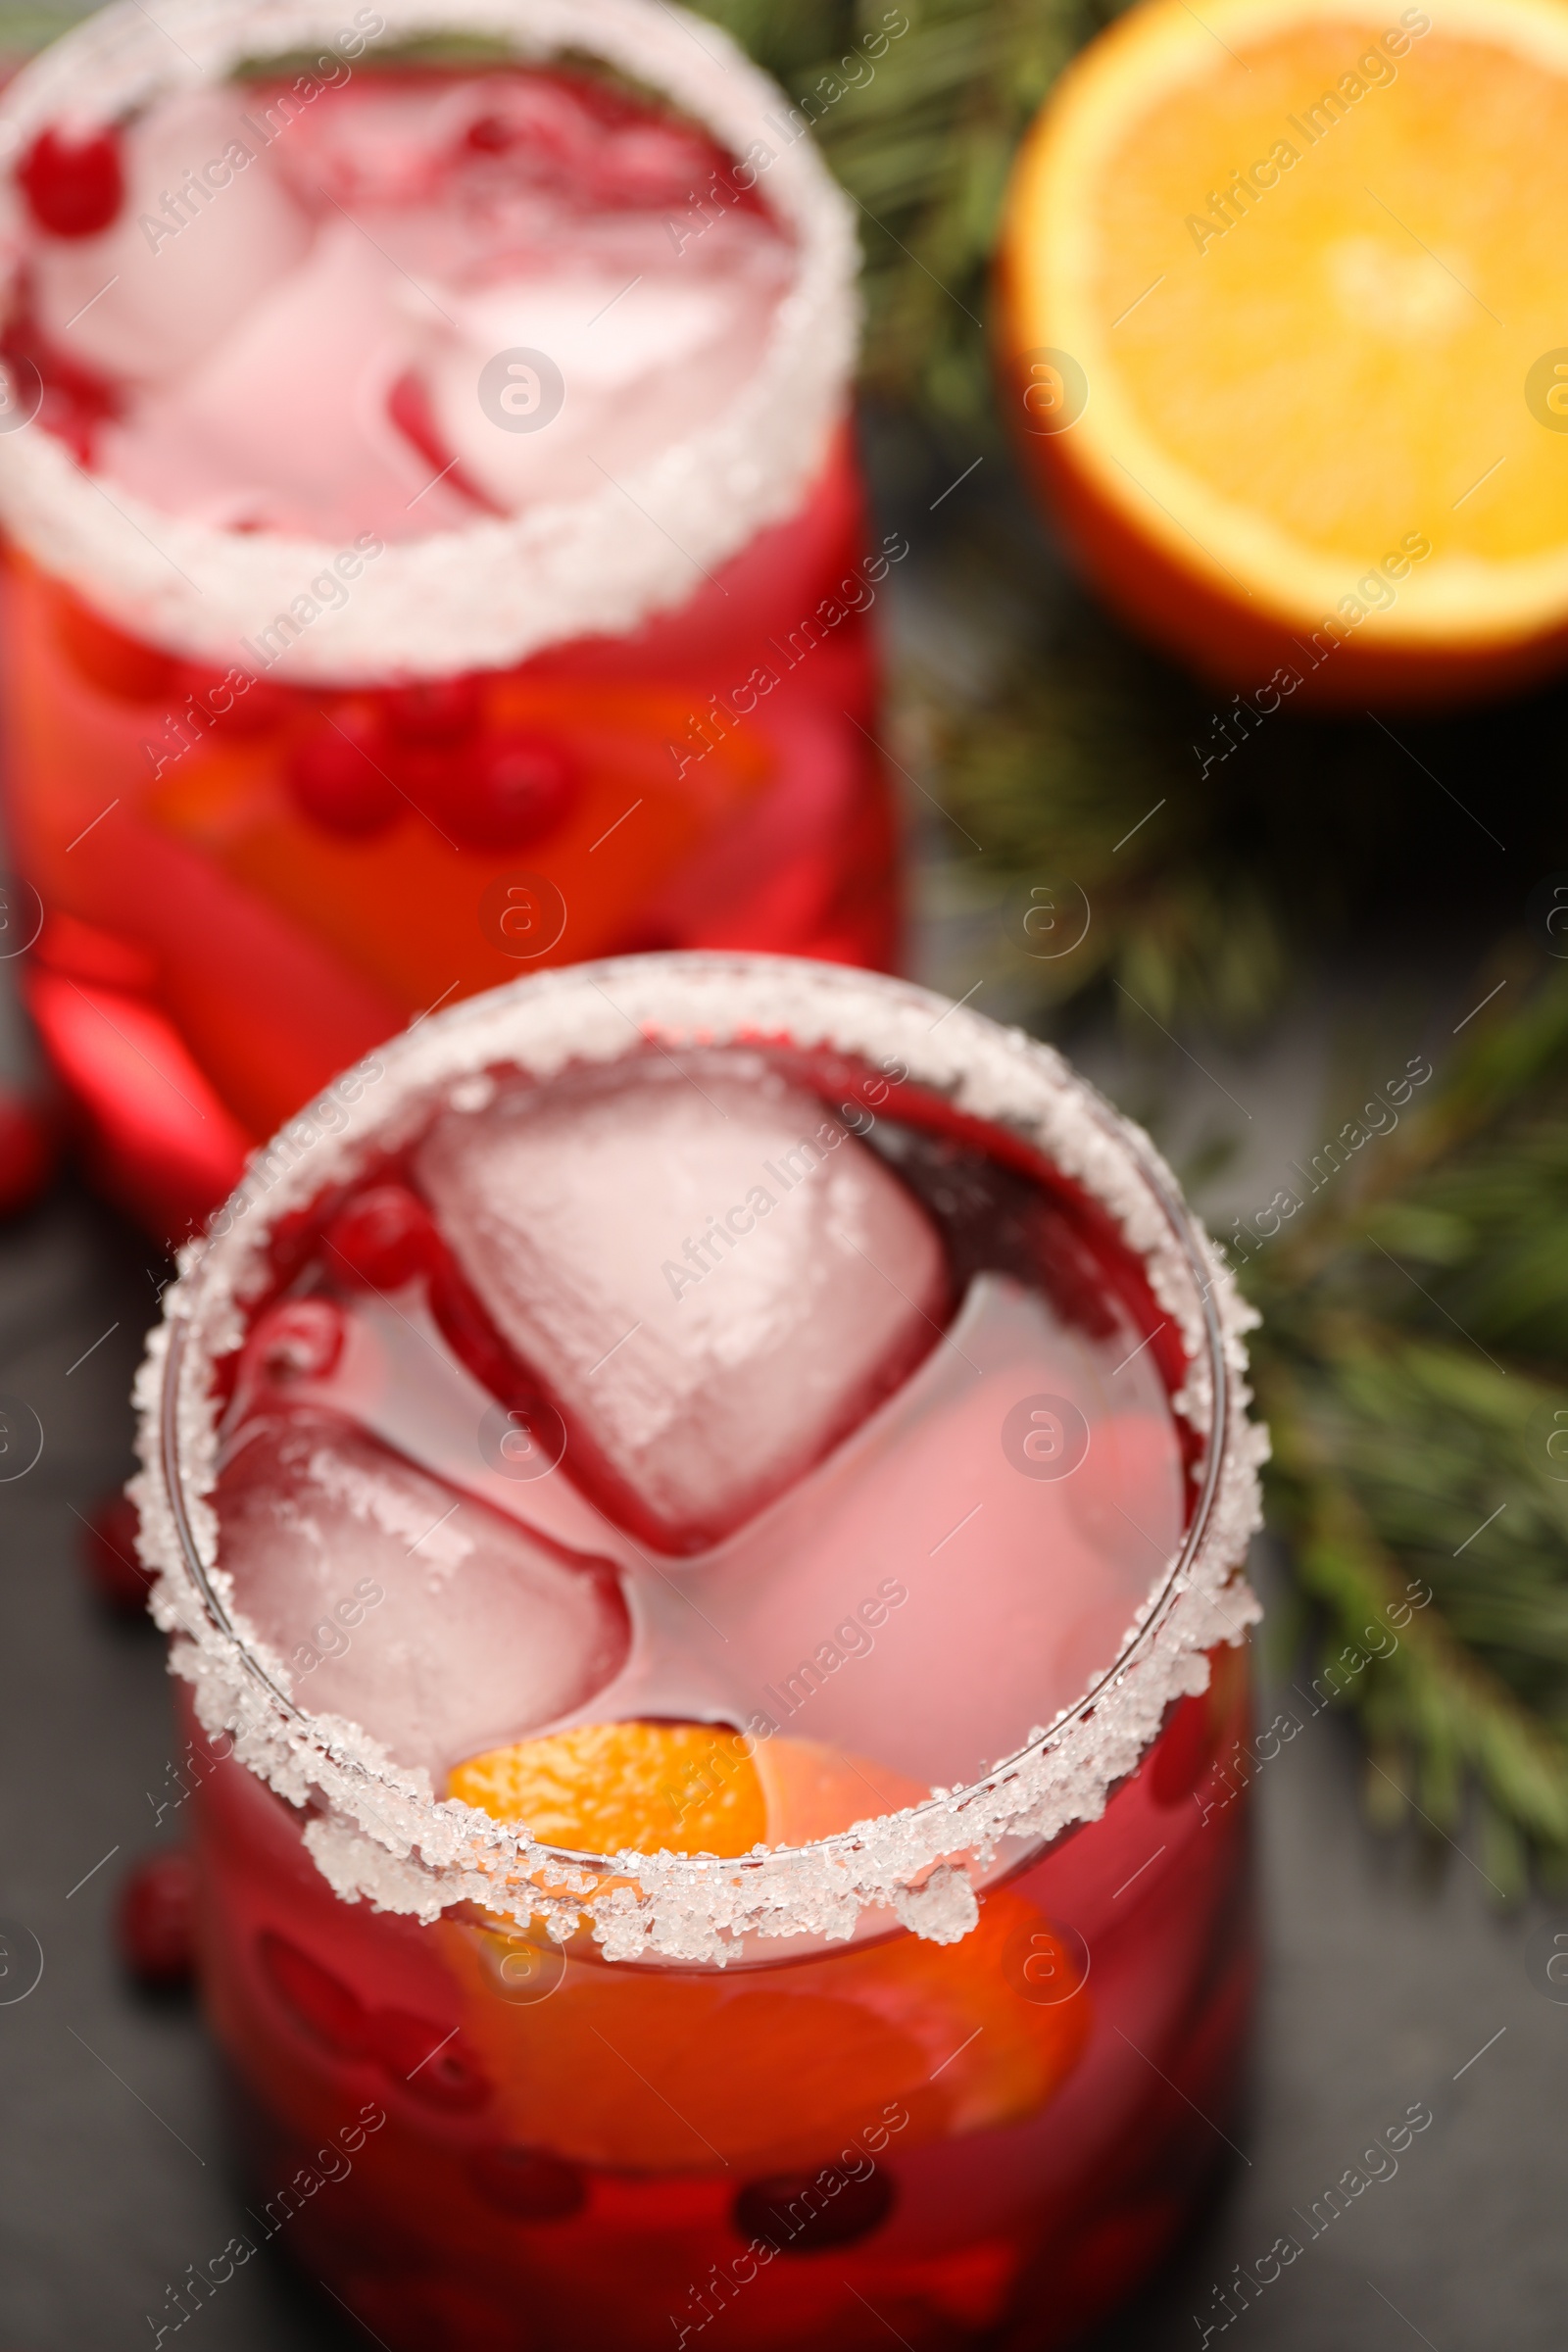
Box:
0, 0, 888, 1241
133, 952, 1266, 2352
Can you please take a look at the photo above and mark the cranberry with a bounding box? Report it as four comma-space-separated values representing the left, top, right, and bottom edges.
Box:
0, 1086, 54, 1218
372, 2009, 491, 2111
116, 1850, 198, 1988
465, 114, 515, 155
734, 2164, 896, 2253
18, 124, 123, 238
384, 676, 482, 743
247, 1298, 344, 1385
258, 1931, 371, 2056
444, 730, 577, 853
322, 1184, 437, 1293
467, 2144, 585, 2220
286, 708, 402, 839
79, 1491, 152, 1613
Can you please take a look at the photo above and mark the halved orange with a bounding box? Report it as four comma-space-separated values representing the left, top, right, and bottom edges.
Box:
1000, 0, 1568, 705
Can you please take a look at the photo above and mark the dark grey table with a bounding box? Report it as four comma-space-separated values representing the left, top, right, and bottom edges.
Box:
1, 1170, 1563, 2352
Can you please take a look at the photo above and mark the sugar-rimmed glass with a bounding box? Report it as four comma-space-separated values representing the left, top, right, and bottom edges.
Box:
135, 952, 1266, 2350
0, 0, 887, 1240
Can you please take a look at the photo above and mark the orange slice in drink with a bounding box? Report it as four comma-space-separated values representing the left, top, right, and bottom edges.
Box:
1000, 0, 1568, 705
450, 1721, 771, 1857
442, 1722, 1092, 2172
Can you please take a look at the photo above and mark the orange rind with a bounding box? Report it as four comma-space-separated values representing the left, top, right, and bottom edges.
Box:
1000, 0, 1568, 706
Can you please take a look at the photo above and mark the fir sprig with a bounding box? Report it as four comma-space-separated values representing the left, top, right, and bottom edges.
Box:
905, 602, 1296, 1033
1242, 963, 1568, 1886
690, 0, 1092, 434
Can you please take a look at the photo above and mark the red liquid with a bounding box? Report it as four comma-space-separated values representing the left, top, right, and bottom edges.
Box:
166, 1038, 1254, 2351
185, 1669, 1250, 2352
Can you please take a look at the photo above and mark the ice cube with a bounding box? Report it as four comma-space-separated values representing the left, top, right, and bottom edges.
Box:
264, 1286, 647, 1573
96, 217, 476, 539
650, 1274, 1188, 1792
270, 73, 470, 210
30, 90, 312, 388
409, 217, 791, 513
216, 1406, 631, 1779
415, 1060, 950, 1552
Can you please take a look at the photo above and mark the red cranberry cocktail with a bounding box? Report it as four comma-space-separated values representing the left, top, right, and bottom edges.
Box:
0, 0, 890, 1238
134, 953, 1266, 2351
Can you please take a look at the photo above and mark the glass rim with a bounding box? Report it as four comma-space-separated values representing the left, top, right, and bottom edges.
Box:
0, 0, 858, 683
137, 952, 1265, 1963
